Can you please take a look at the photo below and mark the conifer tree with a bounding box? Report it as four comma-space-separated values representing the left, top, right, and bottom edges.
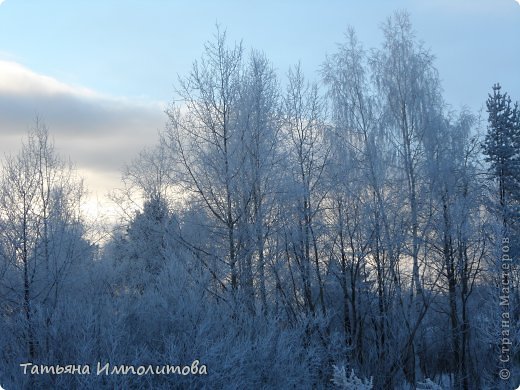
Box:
482, 83, 520, 243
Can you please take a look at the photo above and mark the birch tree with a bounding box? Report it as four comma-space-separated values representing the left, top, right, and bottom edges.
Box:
371, 11, 443, 383
163, 28, 247, 305
281, 63, 329, 316
0, 120, 88, 361
237, 51, 281, 313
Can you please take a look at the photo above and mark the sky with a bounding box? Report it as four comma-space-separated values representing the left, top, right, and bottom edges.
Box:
0, 0, 519, 220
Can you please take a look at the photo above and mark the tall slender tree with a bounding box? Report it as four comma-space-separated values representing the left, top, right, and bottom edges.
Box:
483, 83, 520, 238
0, 120, 88, 361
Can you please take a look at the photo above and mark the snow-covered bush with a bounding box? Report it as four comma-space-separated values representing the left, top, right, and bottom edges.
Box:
332, 364, 373, 389
416, 378, 444, 390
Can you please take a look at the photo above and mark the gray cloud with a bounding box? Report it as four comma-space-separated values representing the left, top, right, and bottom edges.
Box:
0, 60, 167, 215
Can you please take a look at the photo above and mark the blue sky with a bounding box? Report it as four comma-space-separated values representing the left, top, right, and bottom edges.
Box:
2, 0, 519, 105
0, 0, 519, 217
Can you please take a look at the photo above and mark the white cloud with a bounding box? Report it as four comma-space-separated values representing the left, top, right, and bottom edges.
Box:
0, 60, 167, 219
0, 60, 98, 97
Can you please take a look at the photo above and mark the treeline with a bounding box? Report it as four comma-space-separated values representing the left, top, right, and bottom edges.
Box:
0, 12, 519, 389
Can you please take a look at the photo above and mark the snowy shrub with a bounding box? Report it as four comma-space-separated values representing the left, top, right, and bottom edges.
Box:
332, 364, 373, 389
416, 378, 444, 390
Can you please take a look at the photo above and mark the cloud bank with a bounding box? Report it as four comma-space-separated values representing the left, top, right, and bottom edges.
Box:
0, 60, 166, 217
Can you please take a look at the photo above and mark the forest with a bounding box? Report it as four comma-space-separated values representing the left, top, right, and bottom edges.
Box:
0, 11, 519, 390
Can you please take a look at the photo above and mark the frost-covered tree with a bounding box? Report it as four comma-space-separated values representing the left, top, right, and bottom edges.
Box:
235, 50, 281, 313
164, 27, 246, 302
280, 63, 329, 316
371, 11, 444, 385
323, 27, 389, 376
424, 110, 487, 389
482, 84, 520, 247
372, 11, 442, 299
0, 121, 91, 370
